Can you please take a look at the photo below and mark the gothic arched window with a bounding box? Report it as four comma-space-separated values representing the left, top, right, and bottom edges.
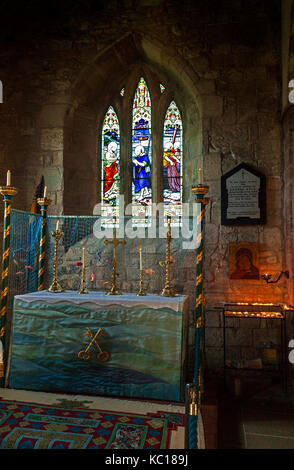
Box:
163, 101, 183, 223
101, 106, 120, 226
99, 80, 184, 227
131, 77, 152, 225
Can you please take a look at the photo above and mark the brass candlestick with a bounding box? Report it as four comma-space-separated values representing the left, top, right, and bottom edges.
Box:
78, 247, 88, 294
48, 226, 64, 293
78, 266, 88, 294
160, 216, 175, 297
137, 269, 146, 296
137, 246, 146, 296
104, 230, 126, 295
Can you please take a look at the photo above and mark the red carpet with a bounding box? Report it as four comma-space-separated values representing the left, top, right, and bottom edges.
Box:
0, 398, 185, 449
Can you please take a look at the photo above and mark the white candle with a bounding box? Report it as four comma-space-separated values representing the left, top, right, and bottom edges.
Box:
139, 247, 143, 271
6, 170, 11, 186
198, 167, 202, 184
82, 247, 85, 267
56, 220, 60, 231
43, 185, 47, 198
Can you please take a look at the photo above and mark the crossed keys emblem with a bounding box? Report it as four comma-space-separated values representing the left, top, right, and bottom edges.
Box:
78, 327, 110, 362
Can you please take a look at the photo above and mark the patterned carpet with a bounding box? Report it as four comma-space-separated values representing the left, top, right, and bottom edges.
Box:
0, 398, 185, 449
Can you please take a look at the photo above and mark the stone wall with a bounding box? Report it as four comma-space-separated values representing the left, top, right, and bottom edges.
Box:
0, 0, 289, 375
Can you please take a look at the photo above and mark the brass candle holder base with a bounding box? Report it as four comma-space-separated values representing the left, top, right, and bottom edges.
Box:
48, 279, 64, 293
78, 267, 88, 294
160, 285, 175, 297
79, 288, 89, 294
106, 287, 121, 296
137, 269, 146, 296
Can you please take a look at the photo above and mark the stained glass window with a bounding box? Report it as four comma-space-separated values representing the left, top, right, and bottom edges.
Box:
131, 77, 152, 225
160, 83, 165, 93
101, 106, 120, 226
163, 101, 183, 224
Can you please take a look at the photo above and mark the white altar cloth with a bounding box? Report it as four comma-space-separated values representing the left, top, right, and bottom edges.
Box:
14, 290, 189, 312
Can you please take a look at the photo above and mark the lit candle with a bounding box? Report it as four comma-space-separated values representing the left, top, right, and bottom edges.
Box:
139, 247, 143, 271
6, 170, 11, 186
82, 247, 85, 267
56, 220, 60, 232
43, 185, 47, 198
198, 167, 202, 184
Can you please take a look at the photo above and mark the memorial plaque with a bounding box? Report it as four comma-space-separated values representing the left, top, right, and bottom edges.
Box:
221, 163, 266, 225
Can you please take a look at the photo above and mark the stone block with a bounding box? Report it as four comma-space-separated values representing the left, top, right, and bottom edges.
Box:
39, 105, 68, 127
225, 318, 240, 328
202, 95, 223, 117
43, 167, 63, 191
253, 328, 281, 347
41, 128, 64, 151
205, 310, 222, 328
260, 227, 281, 248
203, 152, 222, 180
236, 227, 259, 243
236, 318, 261, 329
225, 346, 242, 361
205, 223, 220, 245
205, 327, 224, 348
205, 347, 224, 372
225, 328, 253, 347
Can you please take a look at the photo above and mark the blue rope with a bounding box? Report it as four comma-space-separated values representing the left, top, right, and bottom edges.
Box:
189, 414, 198, 449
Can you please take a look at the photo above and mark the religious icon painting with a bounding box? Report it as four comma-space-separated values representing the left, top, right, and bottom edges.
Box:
132, 77, 152, 226
229, 242, 260, 280
163, 101, 183, 225
101, 106, 120, 227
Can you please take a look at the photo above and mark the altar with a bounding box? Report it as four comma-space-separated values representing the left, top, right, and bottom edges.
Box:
7, 290, 189, 402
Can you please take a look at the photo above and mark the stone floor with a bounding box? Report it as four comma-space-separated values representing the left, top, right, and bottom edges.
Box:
218, 377, 294, 449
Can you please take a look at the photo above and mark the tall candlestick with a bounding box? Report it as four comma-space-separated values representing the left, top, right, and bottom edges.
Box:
43, 185, 47, 198
78, 246, 88, 294
139, 247, 143, 270
48, 226, 64, 293
137, 244, 145, 296
6, 170, 11, 186
104, 230, 126, 295
160, 216, 175, 297
198, 168, 202, 185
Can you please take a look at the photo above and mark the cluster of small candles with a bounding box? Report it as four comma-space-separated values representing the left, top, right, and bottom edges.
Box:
225, 311, 284, 318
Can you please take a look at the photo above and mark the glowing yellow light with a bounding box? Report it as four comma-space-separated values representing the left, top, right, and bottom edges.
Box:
225, 311, 283, 318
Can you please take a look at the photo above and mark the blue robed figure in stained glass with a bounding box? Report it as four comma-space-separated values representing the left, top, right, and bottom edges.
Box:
132, 144, 151, 201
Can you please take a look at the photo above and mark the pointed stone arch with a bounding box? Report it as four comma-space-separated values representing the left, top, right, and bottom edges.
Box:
63, 33, 203, 215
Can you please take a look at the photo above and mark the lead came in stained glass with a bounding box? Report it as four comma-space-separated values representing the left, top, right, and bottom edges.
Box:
101, 106, 120, 226
163, 101, 183, 224
132, 77, 152, 226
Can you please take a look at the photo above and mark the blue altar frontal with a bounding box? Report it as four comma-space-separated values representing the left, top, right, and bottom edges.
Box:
7, 291, 189, 402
